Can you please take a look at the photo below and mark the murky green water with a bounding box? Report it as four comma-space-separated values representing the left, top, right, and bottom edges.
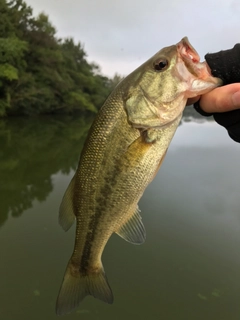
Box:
1, 116, 240, 320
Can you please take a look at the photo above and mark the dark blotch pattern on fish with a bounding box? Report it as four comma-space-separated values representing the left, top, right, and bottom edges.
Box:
80, 162, 122, 273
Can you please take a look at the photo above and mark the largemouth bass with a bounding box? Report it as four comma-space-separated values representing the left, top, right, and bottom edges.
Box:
56, 37, 221, 315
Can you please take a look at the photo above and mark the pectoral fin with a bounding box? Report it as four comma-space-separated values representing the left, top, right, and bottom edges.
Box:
115, 206, 146, 245
59, 175, 76, 231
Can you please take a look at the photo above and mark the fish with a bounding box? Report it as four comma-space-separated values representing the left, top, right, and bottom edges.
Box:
56, 37, 222, 315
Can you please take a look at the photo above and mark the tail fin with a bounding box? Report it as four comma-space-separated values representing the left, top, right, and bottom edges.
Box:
56, 261, 113, 316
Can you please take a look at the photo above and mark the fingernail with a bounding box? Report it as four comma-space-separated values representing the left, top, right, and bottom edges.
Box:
232, 91, 240, 107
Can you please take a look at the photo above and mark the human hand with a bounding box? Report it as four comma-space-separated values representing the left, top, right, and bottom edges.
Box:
187, 83, 240, 143
187, 83, 240, 113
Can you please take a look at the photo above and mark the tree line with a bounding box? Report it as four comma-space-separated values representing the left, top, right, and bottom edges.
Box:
0, 0, 122, 117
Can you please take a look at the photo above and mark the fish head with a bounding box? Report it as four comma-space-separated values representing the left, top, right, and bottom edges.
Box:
124, 37, 222, 129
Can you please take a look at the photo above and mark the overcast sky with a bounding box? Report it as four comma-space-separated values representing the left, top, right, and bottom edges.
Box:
26, 0, 240, 77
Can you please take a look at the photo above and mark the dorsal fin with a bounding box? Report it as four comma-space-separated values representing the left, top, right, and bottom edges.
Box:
59, 175, 76, 231
115, 206, 146, 245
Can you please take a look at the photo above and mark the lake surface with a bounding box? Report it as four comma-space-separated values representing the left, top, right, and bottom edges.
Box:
1, 116, 240, 320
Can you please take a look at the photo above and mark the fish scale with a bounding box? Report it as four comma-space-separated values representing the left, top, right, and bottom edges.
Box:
56, 37, 222, 316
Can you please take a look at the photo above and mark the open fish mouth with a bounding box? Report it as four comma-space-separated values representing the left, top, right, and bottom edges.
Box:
177, 36, 203, 77
178, 36, 200, 63
177, 37, 221, 86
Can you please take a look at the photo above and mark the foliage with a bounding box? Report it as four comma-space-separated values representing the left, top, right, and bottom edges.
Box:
0, 0, 117, 116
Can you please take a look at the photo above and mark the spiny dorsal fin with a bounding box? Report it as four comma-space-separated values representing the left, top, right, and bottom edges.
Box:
59, 175, 76, 231
115, 206, 146, 245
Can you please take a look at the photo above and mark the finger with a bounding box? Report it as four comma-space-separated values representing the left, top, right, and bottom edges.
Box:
199, 83, 240, 113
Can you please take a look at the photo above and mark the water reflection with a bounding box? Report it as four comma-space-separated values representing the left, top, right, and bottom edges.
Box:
0, 115, 206, 227
1, 116, 240, 320
0, 116, 93, 227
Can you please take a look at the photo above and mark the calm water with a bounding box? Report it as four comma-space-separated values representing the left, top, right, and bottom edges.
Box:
1, 116, 240, 320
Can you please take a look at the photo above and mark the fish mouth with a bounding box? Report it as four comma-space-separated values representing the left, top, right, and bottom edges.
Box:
177, 37, 203, 78
177, 36, 222, 85
177, 36, 200, 64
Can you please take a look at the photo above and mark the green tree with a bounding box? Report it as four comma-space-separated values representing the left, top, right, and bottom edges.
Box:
0, 0, 113, 117
0, 0, 28, 115
108, 73, 124, 90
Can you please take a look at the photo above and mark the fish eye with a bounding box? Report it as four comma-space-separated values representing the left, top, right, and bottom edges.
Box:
153, 58, 168, 71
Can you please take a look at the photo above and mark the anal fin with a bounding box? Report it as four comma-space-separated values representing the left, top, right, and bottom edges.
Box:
115, 206, 146, 245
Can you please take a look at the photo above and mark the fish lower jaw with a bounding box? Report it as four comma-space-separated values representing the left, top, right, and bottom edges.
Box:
189, 78, 222, 96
